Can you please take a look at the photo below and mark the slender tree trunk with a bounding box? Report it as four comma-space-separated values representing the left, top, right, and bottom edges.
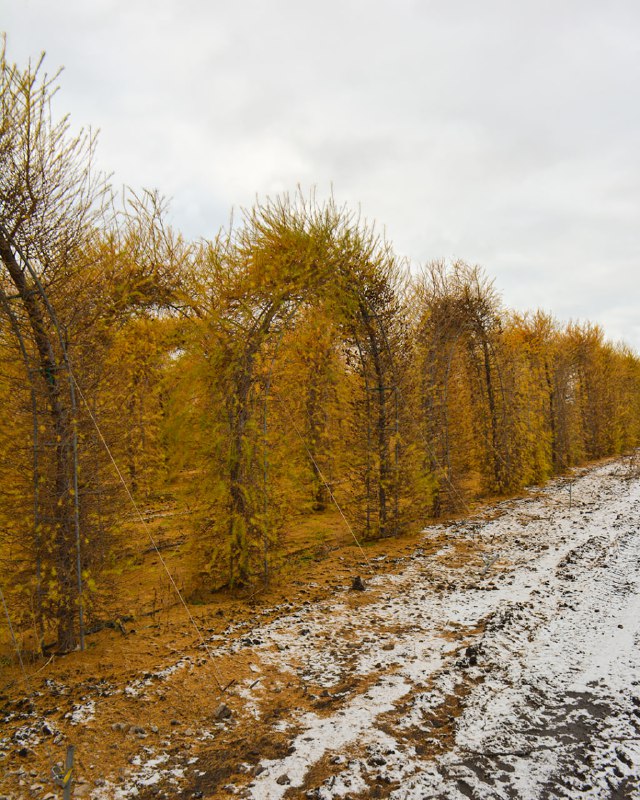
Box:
0, 228, 78, 649
0, 288, 44, 649
544, 360, 558, 469
228, 369, 251, 584
306, 381, 329, 511
359, 307, 391, 537
481, 337, 502, 491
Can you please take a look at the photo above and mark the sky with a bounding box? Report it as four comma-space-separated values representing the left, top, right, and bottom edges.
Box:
4, 0, 640, 349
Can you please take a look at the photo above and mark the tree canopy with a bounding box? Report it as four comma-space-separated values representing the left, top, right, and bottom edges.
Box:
2, 47, 640, 651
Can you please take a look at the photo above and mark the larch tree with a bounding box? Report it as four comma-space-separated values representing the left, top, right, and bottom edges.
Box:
0, 47, 185, 648
0, 45, 109, 649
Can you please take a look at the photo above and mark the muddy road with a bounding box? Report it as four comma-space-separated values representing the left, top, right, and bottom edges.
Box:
2, 457, 640, 799
229, 458, 640, 800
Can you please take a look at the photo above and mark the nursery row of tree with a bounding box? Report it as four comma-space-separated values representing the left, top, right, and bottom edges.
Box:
2, 47, 640, 650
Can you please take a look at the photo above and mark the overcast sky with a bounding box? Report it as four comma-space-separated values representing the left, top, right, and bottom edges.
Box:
4, 0, 640, 349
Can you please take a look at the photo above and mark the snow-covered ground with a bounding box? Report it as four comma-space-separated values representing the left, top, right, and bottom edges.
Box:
5, 456, 639, 799
227, 457, 640, 799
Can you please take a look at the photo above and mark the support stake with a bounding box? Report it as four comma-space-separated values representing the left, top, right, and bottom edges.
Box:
52, 744, 74, 800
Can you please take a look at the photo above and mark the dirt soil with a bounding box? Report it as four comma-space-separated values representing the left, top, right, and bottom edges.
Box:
1, 455, 640, 799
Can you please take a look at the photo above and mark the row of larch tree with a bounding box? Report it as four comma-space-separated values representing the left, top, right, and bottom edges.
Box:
2, 47, 640, 651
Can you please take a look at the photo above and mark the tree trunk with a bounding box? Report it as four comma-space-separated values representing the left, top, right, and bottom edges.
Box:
0, 227, 79, 650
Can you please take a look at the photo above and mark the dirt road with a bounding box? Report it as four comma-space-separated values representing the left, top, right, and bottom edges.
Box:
3, 456, 640, 799
223, 457, 640, 800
